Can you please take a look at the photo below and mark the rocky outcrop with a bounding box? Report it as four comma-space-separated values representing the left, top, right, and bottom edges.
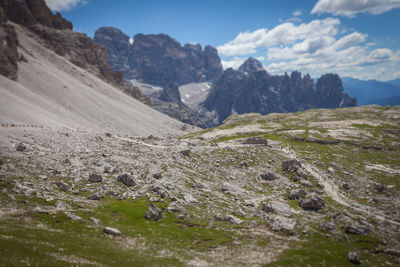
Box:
0, 0, 150, 105
94, 27, 223, 87
1, 0, 72, 30
202, 57, 357, 125
0, 5, 18, 80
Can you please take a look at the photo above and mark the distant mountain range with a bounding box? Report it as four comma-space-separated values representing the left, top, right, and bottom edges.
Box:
342, 77, 400, 106
94, 28, 357, 127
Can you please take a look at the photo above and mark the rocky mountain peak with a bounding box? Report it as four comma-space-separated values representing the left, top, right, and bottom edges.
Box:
239, 57, 266, 73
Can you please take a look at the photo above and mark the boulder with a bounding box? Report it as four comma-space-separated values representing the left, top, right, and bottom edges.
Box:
55, 181, 68, 192
87, 192, 104, 200
224, 215, 244, 225
298, 193, 325, 211
288, 189, 307, 200
117, 173, 136, 187
267, 215, 297, 232
344, 223, 369, 235
16, 143, 27, 152
145, 204, 162, 221
263, 201, 292, 217
180, 149, 191, 157
152, 173, 162, 179
282, 159, 301, 172
300, 180, 313, 187
348, 250, 360, 265
88, 174, 103, 183
182, 193, 198, 203
241, 137, 268, 146
103, 227, 121, 236
260, 172, 278, 181
375, 183, 386, 192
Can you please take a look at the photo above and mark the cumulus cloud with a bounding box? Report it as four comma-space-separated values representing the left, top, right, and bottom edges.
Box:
218, 18, 340, 56
311, 0, 400, 17
292, 10, 302, 16
45, 0, 87, 12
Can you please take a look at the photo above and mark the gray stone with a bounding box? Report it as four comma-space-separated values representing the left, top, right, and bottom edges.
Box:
55, 181, 68, 192
103, 227, 121, 236
87, 192, 104, 200
342, 183, 351, 190
288, 189, 307, 200
375, 183, 386, 192
241, 137, 268, 146
180, 150, 191, 157
224, 215, 244, 225
0, 156, 4, 165
297, 169, 308, 179
152, 173, 162, 179
267, 215, 297, 232
345, 223, 369, 235
167, 202, 185, 213
183, 193, 198, 203
300, 180, 313, 187
117, 173, 136, 187
282, 159, 301, 172
145, 204, 162, 221
88, 174, 103, 183
263, 201, 292, 217
176, 214, 185, 220
260, 172, 278, 181
348, 250, 360, 265
299, 193, 325, 211
90, 217, 100, 225
65, 212, 82, 221
16, 143, 27, 152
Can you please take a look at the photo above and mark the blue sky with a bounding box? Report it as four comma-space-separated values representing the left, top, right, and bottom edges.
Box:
45, 0, 400, 81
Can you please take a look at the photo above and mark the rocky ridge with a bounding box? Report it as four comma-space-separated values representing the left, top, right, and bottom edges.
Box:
202, 57, 357, 125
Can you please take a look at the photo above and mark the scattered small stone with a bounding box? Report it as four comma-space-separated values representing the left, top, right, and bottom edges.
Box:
240, 161, 249, 167
87, 192, 104, 200
328, 167, 335, 173
300, 180, 313, 187
167, 202, 185, 213
348, 250, 361, 265
16, 143, 27, 152
117, 174, 136, 187
145, 204, 162, 221
241, 137, 268, 146
191, 183, 204, 189
105, 132, 112, 137
65, 212, 82, 221
224, 215, 244, 225
375, 183, 386, 192
149, 197, 160, 202
312, 188, 324, 195
345, 223, 369, 235
103, 166, 111, 173
342, 183, 351, 190
176, 214, 185, 220
260, 172, 278, 181
297, 169, 308, 179
183, 193, 198, 203
282, 159, 301, 172
288, 189, 307, 200
0, 156, 4, 165
55, 181, 69, 192
321, 222, 336, 232
88, 174, 103, 183
180, 149, 191, 157
298, 193, 325, 211
152, 173, 162, 179
103, 227, 121, 236
90, 217, 100, 225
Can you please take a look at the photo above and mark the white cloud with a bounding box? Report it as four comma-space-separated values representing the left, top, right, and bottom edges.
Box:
333, 32, 367, 50
292, 10, 302, 16
45, 0, 87, 12
218, 18, 340, 56
311, 0, 400, 17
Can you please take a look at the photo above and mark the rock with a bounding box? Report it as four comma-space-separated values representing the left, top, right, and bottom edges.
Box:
267, 215, 297, 232
176, 214, 185, 220
263, 201, 292, 217
152, 173, 162, 179
16, 143, 27, 152
90, 217, 100, 225
105, 132, 112, 137
342, 183, 351, 190
240, 161, 249, 167
348, 250, 361, 265
87, 192, 104, 200
167, 202, 185, 213
191, 183, 204, 189
88, 174, 103, 183
145, 204, 162, 221
103, 166, 111, 173
282, 159, 301, 172
300, 180, 313, 187
260, 172, 278, 181
241, 137, 268, 146
297, 169, 308, 179
55, 181, 68, 192
344, 223, 369, 235
298, 193, 325, 211
182, 193, 198, 203
117, 174, 136, 187
224, 215, 244, 225
383, 248, 400, 258
180, 150, 191, 157
375, 183, 386, 192
65, 212, 82, 221
0, 156, 4, 165
288, 189, 307, 200
55, 200, 71, 211
321, 222, 336, 232
149, 197, 160, 202
103, 227, 121, 236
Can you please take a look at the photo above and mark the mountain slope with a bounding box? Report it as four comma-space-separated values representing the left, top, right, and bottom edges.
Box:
0, 23, 188, 137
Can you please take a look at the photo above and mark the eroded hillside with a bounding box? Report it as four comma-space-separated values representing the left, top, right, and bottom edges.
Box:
0, 105, 399, 266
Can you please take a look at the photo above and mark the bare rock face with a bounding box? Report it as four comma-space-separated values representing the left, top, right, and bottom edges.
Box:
0, 5, 18, 80
93, 27, 223, 87
203, 57, 357, 125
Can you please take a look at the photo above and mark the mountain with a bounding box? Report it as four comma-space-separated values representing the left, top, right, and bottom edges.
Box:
94, 27, 223, 87
202, 58, 357, 125
0, 0, 187, 136
367, 95, 400, 106
342, 77, 400, 105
